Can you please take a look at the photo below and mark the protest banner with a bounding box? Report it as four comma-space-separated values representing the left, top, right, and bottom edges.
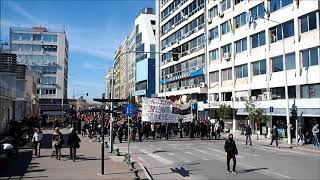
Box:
142, 98, 179, 123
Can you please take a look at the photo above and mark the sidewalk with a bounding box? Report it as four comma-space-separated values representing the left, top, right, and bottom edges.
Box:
0, 129, 144, 180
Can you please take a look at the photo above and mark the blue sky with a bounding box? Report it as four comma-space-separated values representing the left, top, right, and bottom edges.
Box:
0, 0, 155, 101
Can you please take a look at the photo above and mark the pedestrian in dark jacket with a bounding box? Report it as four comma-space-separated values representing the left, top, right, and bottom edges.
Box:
224, 134, 238, 174
244, 125, 252, 146
67, 128, 81, 161
270, 125, 279, 148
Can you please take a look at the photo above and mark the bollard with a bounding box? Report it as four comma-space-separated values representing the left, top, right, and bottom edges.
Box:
114, 148, 120, 156
133, 169, 139, 180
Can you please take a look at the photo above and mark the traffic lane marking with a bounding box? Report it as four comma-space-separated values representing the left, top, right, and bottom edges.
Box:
140, 148, 174, 165
185, 151, 210, 161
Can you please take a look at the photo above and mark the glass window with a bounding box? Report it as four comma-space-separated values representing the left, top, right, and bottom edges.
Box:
270, 0, 293, 12
301, 84, 320, 98
43, 34, 58, 42
235, 64, 248, 79
209, 5, 218, 19
209, 49, 218, 61
21, 33, 32, 41
11, 33, 20, 40
300, 11, 318, 33
235, 37, 247, 53
222, 68, 232, 81
209, 26, 218, 40
252, 59, 266, 76
11, 44, 20, 51
285, 53, 296, 70
33, 34, 41, 41
302, 47, 319, 67
220, 0, 231, 12
221, 21, 230, 35
21, 44, 32, 51
272, 55, 283, 72
234, 12, 246, 28
32, 45, 42, 52
251, 31, 265, 48
209, 71, 219, 83
222, 43, 232, 54
234, 0, 243, 5
250, 3, 265, 20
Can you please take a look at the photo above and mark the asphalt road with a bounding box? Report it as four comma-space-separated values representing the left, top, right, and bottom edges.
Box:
114, 137, 320, 180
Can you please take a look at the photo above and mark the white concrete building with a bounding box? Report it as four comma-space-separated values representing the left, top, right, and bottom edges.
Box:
156, 0, 320, 134
9, 27, 69, 117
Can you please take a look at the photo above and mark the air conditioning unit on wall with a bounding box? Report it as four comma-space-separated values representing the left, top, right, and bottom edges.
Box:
223, 52, 230, 61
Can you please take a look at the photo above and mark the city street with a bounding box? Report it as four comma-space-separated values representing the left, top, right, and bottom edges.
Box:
115, 137, 320, 179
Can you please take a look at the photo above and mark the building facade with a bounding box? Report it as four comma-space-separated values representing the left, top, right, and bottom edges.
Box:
9, 27, 69, 117
110, 8, 157, 100
157, 0, 320, 133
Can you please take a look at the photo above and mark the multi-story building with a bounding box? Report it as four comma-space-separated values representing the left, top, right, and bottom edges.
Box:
111, 8, 156, 101
105, 68, 113, 99
156, 0, 208, 118
157, 0, 320, 133
9, 27, 69, 117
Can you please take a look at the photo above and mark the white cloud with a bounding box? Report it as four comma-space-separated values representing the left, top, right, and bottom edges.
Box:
8, 1, 43, 25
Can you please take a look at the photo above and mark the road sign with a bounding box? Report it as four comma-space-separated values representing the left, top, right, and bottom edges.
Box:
270, 106, 274, 113
125, 103, 135, 117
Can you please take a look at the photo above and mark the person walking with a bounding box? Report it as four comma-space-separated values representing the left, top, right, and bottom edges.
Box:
151, 123, 155, 140
270, 125, 279, 148
32, 128, 43, 157
67, 128, 81, 161
214, 122, 222, 140
52, 127, 63, 160
297, 125, 305, 145
312, 124, 319, 147
118, 124, 124, 143
244, 125, 252, 146
224, 134, 238, 174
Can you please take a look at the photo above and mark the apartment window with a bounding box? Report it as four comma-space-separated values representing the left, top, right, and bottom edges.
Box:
209, 26, 218, 40
271, 87, 285, 99
43, 45, 57, 52
11, 44, 20, 51
221, 43, 232, 55
21, 33, 32, 41
270, 0, 293, 13
288, 86, 296, 99
151, 20, 156, 25
11, 33, 20, 40
235, 64, 248, 79
234, 12, 247, 29
221, 21, 231, 35
33, 34, 41, 41
36, 89, 40, 95
250, 3, 265, 20
222, 68, 232, 81
272, 55, 283, 72
251, 31, 265, 48
300, 11, 318, 33
32, 45, 42, 52
43, 34, 58, 42
302, 47, 319, 67
209, 71, 219, 83
21, 44, 32, 51
234, 0, 244, 5
221, 0, 231, 12
252, 59, 266, 76
270, 20, 294, 43
235, 37, 247, 53
209, 49, 218, 61
301, 83, 320, 98
285, 52, 296, 70
209, 5, 218, 19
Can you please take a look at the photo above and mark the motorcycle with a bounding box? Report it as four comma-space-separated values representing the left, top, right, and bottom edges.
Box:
0, 137, 19, 157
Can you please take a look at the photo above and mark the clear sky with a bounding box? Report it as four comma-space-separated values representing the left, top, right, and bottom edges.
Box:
0, 0, 155, 101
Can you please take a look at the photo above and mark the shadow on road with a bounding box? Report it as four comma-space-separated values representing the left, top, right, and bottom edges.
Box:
170, 167, 190, 177
237, 167, 268, 174
0, 150, 36, 178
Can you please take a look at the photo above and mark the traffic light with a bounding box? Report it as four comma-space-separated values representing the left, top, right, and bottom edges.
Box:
86, 93, 89, 96
172, 48, 180, 61
291, 106, 297, 120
